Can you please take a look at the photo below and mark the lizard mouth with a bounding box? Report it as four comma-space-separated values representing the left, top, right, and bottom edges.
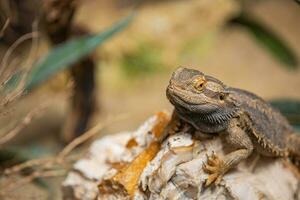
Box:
167, 81, 237, 126
167, 85, 220, 114
167, 85, 205, 106
167, 86, 237, 124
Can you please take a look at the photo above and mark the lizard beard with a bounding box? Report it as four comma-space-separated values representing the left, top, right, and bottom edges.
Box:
197, 108, 237, 124
175, 105, 238, 133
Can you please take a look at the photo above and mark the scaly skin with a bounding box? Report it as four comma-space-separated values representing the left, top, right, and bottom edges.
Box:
166, 67, 300, 186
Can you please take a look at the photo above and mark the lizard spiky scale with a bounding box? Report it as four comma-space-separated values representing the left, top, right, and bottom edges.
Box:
166, 67, 300, 185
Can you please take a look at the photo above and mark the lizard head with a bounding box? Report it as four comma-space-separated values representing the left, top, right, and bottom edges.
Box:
166, 67, 238, 126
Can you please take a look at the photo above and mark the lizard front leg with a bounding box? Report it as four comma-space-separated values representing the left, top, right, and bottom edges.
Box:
203, 119, 254, 186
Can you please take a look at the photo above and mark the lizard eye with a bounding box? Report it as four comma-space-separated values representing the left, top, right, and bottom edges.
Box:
193, 77, 206, 91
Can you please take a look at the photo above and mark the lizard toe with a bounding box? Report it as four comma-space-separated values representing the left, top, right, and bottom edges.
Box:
203, 152, 225, 186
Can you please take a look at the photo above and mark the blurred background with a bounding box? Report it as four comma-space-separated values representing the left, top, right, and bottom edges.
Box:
0, 0, 300, 199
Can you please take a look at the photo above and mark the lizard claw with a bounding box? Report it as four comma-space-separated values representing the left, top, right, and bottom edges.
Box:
203, 152, 225, 186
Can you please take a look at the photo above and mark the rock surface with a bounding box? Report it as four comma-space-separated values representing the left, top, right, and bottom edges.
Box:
62, 113, 300, 200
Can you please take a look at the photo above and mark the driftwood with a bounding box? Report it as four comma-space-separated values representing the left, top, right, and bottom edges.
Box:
62, 112, 300, 200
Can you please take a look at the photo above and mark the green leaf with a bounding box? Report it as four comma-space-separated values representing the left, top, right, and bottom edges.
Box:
25, 14, 134, 90
0, 70, 24, 94
270, 99, 300, 126
294, 125, 300, 133
230, 14, 298, 69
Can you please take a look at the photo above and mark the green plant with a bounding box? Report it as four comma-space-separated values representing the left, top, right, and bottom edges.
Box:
2, 14, 134, 94
270, 99, 300, 129
229, 13, 298, 69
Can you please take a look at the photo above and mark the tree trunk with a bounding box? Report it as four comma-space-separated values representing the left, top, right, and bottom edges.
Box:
42, 0, 96, 143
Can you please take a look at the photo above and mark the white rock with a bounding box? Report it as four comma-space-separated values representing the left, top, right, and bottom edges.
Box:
63, 115, 300, 200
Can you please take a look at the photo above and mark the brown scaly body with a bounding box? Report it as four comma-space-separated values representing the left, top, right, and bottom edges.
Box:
165, 67, 300, 185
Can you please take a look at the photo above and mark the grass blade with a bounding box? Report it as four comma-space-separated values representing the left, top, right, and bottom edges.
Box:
270, 99, 300, 127
25, 14, 134, 90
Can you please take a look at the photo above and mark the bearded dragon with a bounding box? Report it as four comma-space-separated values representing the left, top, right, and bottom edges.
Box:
165, 67, 300, 186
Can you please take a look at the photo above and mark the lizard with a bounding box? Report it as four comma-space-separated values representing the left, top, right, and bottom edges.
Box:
165, 67, 300, 186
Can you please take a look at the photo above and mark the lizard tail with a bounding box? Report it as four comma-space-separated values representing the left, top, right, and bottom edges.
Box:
287, 133, 300, 168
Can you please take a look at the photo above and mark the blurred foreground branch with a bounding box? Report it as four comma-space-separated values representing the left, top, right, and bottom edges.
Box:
0, 19, 10, 38
0, 114, 128, 196
0, 103, 47, 145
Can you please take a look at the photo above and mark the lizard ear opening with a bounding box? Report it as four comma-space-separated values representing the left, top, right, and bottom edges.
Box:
219, 94, 225, 101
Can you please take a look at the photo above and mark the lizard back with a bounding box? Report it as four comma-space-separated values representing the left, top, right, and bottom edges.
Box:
228, 87, 294, 150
